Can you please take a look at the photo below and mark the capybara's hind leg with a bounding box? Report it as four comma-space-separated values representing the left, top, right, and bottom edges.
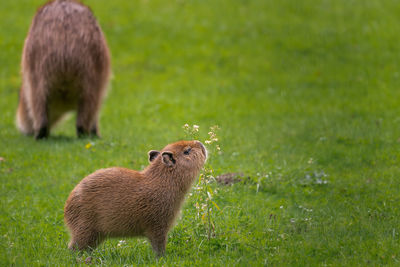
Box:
90, 122, 99, 137
76, 88, 102, 138
68, 230, 102, 251
30, 82, 49, 139
16, 88, 34, 136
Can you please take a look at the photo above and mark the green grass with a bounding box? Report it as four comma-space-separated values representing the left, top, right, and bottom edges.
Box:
1, 0, 400, 265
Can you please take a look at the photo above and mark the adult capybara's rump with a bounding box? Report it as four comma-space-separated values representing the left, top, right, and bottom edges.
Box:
17, 0, 111, 139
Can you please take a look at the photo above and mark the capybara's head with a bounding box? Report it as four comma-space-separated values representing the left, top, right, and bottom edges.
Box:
148, 140, 207, 174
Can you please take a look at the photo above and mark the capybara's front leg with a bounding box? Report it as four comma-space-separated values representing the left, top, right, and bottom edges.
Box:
148, 231, 167, 257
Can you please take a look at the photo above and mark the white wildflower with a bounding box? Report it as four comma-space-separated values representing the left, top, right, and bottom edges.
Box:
117, 240, 126, 247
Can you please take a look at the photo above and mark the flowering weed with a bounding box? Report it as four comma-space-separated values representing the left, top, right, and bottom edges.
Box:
183, 124, 222, 241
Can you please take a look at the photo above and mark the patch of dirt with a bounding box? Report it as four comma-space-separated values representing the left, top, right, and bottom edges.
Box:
84, 256, 93, 265
216, 172, 245, 186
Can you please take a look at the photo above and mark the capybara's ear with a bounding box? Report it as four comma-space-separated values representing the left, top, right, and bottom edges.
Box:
162, 151, 175, 167
148, 150, 160, 162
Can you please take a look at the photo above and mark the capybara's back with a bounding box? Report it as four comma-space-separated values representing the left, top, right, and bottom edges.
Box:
17, 0, 111, 139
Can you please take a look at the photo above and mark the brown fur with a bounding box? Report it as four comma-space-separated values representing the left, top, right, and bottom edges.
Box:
64, 140, 207, 256
17, 0, 111, 139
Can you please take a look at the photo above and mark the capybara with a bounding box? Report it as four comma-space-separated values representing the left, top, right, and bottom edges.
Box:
64, 140, 207, 256
17, 0, 111, 139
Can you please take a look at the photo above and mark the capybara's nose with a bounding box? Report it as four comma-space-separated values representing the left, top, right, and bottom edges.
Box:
195, 140, 207, 159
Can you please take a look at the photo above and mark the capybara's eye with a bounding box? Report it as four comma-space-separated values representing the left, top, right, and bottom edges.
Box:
184, 147, 191, 155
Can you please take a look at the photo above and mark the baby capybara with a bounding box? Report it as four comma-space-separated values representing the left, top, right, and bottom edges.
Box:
17, 0, 111, 139
64, 140, 207, 256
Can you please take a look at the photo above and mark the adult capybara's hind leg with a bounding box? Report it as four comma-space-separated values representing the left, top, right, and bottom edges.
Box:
76, 100, 100, 138
76, 81, 104, 138
16, 87, 34, 136
29, 81, 49, 139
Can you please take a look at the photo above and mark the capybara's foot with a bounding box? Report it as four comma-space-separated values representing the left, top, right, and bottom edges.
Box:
35, 126, 49, 140
68, 233, 100, 251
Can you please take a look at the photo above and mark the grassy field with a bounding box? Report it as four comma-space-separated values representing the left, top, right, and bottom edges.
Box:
1, 0, 400, 265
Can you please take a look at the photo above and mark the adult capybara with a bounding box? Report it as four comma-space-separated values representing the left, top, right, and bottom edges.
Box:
17, 0, 111, 139
64, 140, 207, 256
